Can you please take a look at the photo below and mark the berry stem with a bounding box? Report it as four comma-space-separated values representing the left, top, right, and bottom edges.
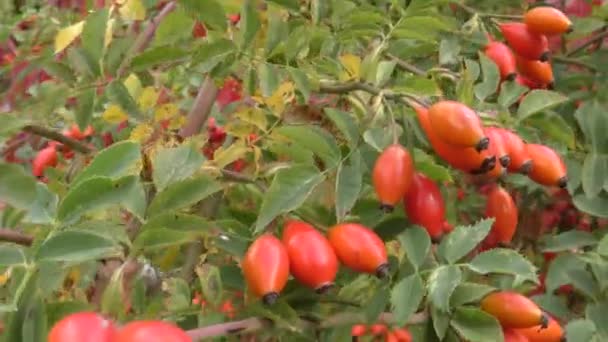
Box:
22, 125, 93, 154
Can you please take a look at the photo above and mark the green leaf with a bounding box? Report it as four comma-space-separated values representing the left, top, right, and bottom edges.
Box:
438, 218, 493, 264
575, 101, 608, 153
72, 141, 142, 187
0, 244, 27, 267
586, 300, 608, 340
517, 90, 568, 122
288, 67, 312, 102
582, 153, 608, 198
393, 16, 454, 42
0, 114, 28, 137
151, 143, 205, 192
25, 183, 59, 225
451, 283, 495, 307
0, 163, 37, 210
365, 285, 390, 322
255, 164, 324, 233
375, 61, 396, 87
413, 149, 452, 182
565, 319, 597, 342
101, 264, 127, 319
198, 264, 223, 307
36, 230, 121, 263
468, 248, 538, 284
240, 0, 261, 49
267, 0, 299, 10
131, 46, 189, 71
106, 80, 142, 119
428, 265, 462, 313
259, 63, 279, 97
133, 228, 194, 253
67, 47, 99, 78
182, 0, 227, 31
75, 89, 95, 130
363, 127, 395, 152
335, 152, 362, 222
398, 226, 431, 270
573, 193, 608, 218
147, 175, 222, 217
374, 217, 409, 241
265, 12, 288, 56
498, 80, 528, 108
526, 112, 576, 149
324, 108, 360, 150
545, 253, 586, 293
474, 53, 500, 102
431, 304, 450, 340
154, 8, 193, 46
141, 212, 210, 232
275, 125, 341, 168
450, 307, 503, 342
58, 176, 146, 223
43, 61, 76, 84
598, 235, 608, 256
82, 9, 108, 64
542, 230, 598, 252
391, 273, 425, 326
192, 39, 236, 73
395, 76, 442, 97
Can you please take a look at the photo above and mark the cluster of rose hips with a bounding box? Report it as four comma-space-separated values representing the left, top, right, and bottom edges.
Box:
351, 323, 412, 342
242, 220, 388, 305
48, 311, 191, 342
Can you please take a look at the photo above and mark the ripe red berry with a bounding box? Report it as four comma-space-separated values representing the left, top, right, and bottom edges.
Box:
404, 172, 447, 241
485, 41, 517, 80
32, 145, 58, 177
114, 320, 191, 342
515, 315, 564, 342
480, 291, 547, 329
372, 144, 414, 212
428, 101, 489, 151
327, 223, 388, 278
503, 328, 529, 342
485, 127, 511, 168
242, 234, 290, 305
526, 144, 568, 188
48, 312, 117, 342
485, 186, 518, 245
351, 324, 367, 337
192, 21, 207, 38
524, 6, 573, 36
369, 324, 388, 335
496, 129, 533, 174
392, 327, 413, 342
516, 55, 554, 87
282, 220, 339, 293
500, 22, 550, 61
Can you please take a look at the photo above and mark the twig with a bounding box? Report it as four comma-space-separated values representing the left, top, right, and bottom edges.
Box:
186, 310, 429, 339
179, 77, 219, 138
0, 228, 33, 246
386, 53, 426, 76
551, 56, 597, 71
221, 169, 266, 191
318, 81, 426, 107
566, 27, 608, 57
452, 2, 523, 20
22, 125, 93, 154
116, 1, 177, 78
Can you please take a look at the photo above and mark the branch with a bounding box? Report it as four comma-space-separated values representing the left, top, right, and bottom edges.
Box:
116, 1, 177, 78
452, 2, 523, 20
221, 169, 266, 191
386, 53, 427, 76
318, 81, 426, 107
179, 76, 219, 138
0, 228, 33, 246
566, 27, 608, 56
186, 311, 428, 340
22, 125, 93, 154
551, 56, 597, 71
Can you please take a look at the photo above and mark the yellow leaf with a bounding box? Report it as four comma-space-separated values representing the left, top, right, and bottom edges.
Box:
168, 115, 185, 130
235, 107, 268, 131
124, 74, 142, 99
0, 269, 10, 286
118, 0, 146, 21
224, 121, 254, 138
265, 81, 295, 117
54, 21, 84, 54
212, 141, 249, 169
339, 54, 361, 81
129, 123, 154, 143
102, 105, 128, 123
154, 103, 178, 122
105, 18, 115, 48
138, 87, 159, 112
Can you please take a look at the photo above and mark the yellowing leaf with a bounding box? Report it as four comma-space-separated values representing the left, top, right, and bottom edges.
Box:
54, 21, 84, 54
138, 87, 159, 111
225, 121, 254, 138
253, 145, 262, 176
0, 269, 10, 286
118, 0, 146, 21
105, 18, 115, 48
129, 123, 154, 143
124, 74, 142, 99
235, 107, 268, 131
168, 115, 185, 130
212, 142, 249, 169
102, 105, 128, 123
339, 54, 361, 81
266, 82, 295, 117
154, 103, 178, 122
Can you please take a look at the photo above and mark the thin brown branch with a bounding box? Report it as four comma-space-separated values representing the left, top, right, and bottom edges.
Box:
22, 125, 93, 154
386, 53, 426, 76
567, 26, 608, 56
0, 228, 33, 246
318, 81, 426, 107
221, 169, 266, 191
179, 77, 219, 138
116, 1, 177, 78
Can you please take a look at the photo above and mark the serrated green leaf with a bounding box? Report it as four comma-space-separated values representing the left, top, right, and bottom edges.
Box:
67, 47, 99, 78
542, 230, 598, 252
575, 101, 608, 154
151, 143, 205, 192
428, 265, 462, 313
598, 235, 608, 257
192, 39, 236, 73
431, 304, 450, 340
25, 183, 58, 225
154, 8, 193, 46
147, 175, 222, 217
393, 16, 454, 41
582, 153, 608, 198
82, 9, 108, 64
586, 300, 608, 340
259, 63, 279, 97
267, 0, 299, 10
335, 152, 362, 222
0, 244, 27, 267
573, 193, 608, 218
131, 46, 189, 71
182, 0, 227, 31
240, 0, 261, 49
43, 61, 76, 84
498, 80, 528, 108
363, 127, 395, 152
275, 125, 341, 168
450, 307, 503, 342
141, 212, 210, 232
0, 163, 37, 210
133, 228, 194, 253
255, 165, 324, 233
546, 253, 586, 293
288, 67, 311, 102
365, 285, 390, 322
474, 53, 500, 102
106, 80, 142, 119
398, 226, 431, 270
36, 230, 121, 262
0, 114, 28, 138
566, 319, 597, 342
324, 108, 360, 150
71, 141, 142, 187
391, 273, 424, 326
468, 248, 538, 284
75, 89, 95, 130
451, 283, 495, 307
517, 90, 568, 122
438, 218, 493, 264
